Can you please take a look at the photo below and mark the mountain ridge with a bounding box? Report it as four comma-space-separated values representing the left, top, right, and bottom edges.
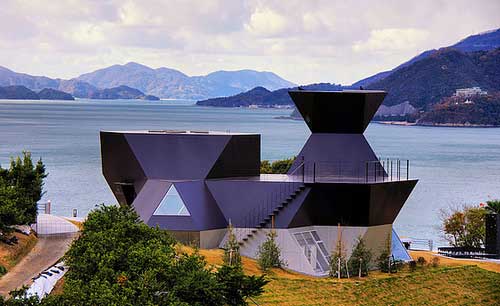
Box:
76, 62, 296, 99
196, 83, 344, 107
367, 48, 500, 109
353, 28, 500, 87
0, 63, 296, 100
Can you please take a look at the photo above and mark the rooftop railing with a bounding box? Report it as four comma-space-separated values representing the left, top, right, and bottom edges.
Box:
303, 159, 411, 184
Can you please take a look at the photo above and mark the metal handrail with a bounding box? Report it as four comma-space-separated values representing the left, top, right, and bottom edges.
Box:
239, 162, 306, 234
302, 159, 410, 184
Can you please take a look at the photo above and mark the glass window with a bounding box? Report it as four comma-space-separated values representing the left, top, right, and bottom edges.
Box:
294, 233, 306, 246
293, 230, 330, 274
304, 232, 315, 244
153, 184, 190, 216
317, 242, 328, 256
316, 251, 329, 271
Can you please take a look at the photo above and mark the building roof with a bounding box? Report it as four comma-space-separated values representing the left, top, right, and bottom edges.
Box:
101, 130, 257, 136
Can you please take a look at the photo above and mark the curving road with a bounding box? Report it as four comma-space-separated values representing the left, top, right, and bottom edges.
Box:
0, 234, 77, 297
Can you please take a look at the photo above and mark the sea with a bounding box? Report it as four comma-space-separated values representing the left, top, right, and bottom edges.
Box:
1, 98, 500, 246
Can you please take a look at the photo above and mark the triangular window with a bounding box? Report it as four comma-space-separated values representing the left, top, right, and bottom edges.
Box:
153, 184, 190, 216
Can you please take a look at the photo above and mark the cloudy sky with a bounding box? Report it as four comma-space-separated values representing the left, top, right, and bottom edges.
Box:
1, 0, 499, 85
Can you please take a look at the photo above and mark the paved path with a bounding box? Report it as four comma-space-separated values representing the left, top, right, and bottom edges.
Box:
32, 214, 79, 235
0, 234, 77, 296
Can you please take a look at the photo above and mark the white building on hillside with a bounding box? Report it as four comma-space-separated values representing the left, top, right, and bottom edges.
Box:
454, 87, 487, 97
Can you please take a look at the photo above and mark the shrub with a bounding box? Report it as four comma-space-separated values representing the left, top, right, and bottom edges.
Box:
377, 234, 392, 273
1, 287, 40, 306
260, 157, 296, 174
417, 256, 427, 266
45, 204, 267, 305
216, 264, 268, 306
257, 230, 284, 272
348, 236, 372, 277
223, 223, 242, 267
391, 259, 404, 273
430, 257, 440, 268
408, 260, 417, 272
0, 264, 6, 276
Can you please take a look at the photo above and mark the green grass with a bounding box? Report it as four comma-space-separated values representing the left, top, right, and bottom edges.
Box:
255, 266, 500, 306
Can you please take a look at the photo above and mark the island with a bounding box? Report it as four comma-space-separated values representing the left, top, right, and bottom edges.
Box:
89, 85, 160, 100
38, 88, 75, 100
0, 85, 40, 100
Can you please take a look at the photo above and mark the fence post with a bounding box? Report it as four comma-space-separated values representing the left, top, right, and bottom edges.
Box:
406, 160, 409, 180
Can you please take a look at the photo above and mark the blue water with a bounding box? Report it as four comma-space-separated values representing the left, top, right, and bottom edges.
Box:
1, 99, 500, 246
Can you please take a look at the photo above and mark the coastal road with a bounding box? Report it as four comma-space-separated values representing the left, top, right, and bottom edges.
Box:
0, 234, 77, 297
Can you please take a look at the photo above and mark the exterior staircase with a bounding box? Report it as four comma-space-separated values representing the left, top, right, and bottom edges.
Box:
238, 183, 306, 246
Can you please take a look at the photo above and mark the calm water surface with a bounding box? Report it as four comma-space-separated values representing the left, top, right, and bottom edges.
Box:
1, 99, 500, 246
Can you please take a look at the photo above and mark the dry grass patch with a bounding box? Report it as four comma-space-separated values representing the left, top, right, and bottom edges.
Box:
0, 232, 37, 271
64, 219, 84, 231
410, 250, 500, 273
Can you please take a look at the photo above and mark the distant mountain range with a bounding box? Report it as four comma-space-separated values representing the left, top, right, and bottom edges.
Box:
196, 83, 343, 107
0, 63, 295, 100
354, 28, 500, 88
197, 28, 500, 126
368, 48, 500, 109
76, 62, 295, 99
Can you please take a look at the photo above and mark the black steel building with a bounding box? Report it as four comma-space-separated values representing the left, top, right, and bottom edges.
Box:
101, 90, 417, 276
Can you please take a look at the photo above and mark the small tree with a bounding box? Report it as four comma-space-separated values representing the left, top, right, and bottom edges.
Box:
0, 152, 46, 238
441, 205, 486, 248
257, 230, 284, 272
260, 157, 296, 174
329, 231, 348, 278
377, 233, 392, 273
216, 264, 268, 306
223, 222, 242, 267
348, 236, 372, 277
485, 200, 500, 214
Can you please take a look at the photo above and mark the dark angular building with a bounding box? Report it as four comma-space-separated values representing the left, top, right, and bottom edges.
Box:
101, 90, 417, 276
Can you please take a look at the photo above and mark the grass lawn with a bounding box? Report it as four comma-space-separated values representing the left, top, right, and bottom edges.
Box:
197, 248, 500, 306
256, 266, 500, 305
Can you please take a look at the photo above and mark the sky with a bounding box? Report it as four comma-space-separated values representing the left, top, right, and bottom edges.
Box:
1, 0, 499, 85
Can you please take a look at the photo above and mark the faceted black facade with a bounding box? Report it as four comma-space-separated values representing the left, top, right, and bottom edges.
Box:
101, 90, 417, 239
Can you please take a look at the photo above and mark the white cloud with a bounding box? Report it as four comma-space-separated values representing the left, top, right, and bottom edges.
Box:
245, 6, 289, 37
0, 0, 499, 84
352, 28, 429, 54
65, 23, 108, 45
